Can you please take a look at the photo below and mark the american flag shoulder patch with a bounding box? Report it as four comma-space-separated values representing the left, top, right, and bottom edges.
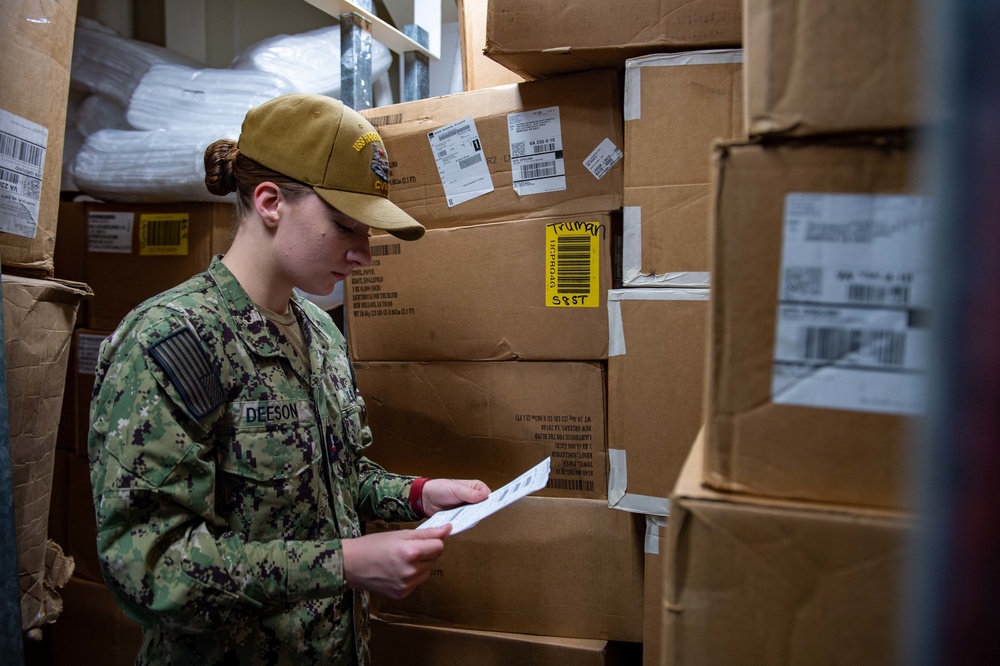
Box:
149, 327, 225, 418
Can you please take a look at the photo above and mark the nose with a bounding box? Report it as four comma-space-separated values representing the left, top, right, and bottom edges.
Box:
347, 234, 372, 268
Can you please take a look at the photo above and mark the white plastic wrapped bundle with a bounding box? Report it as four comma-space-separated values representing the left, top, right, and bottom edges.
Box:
230, 25, 393, 98
76, 94, 131, 136
73, 127, 239, 203
71, 17, 202, 108
126, 64, 298, 131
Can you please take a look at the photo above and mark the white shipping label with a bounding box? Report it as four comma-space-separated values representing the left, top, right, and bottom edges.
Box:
583, 138, 623, 180
77, 333, 110, 375
772, 193, 934, 416
0, 109, 48, 239
88, 212, 135, 253
507, 106, 566, 195
427, 116, 494, 207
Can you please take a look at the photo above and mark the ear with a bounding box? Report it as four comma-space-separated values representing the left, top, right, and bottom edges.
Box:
252, 181, 283, 229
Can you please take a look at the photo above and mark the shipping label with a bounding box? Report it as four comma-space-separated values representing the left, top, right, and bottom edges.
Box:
507, 106, 566, 195
88, 212, 134, 253
427, 116, 494, 207
583, 138, 623, 180
139, 213, 189, 255
772, 193, 933, 416
0, 109, 48, 239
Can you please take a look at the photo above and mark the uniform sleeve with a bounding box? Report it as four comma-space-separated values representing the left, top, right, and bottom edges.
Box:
88, 334, 347, 633
354, 457, 423, 523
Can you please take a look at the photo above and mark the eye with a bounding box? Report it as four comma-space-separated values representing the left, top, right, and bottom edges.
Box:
334, 221, 354, 234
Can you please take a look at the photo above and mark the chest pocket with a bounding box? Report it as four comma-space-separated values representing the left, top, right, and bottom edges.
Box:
216, 400, 324, 539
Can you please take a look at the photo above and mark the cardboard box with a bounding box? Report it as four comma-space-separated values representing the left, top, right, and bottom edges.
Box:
3, 272, 90, 630
457, 0, 526, 91
49, 576, 143, 666
372, 620, 641, 665
0, 0, 78, 277
66, 452, 102, 584
370, 496, 645, 642
623, 51, 744, 288
360, 68, 623, 231
346, 214, 613, 362
663, 432, 911, 666
745, 0, 923, 136
607, 289, 709, 515
54, 198, 91, 326
642, 515, 668, 666
706, 137, 925, 509
485, 0, 742, 80
83, 201, 234, 330
65, 329, 112, 457
356, 360, 607, 499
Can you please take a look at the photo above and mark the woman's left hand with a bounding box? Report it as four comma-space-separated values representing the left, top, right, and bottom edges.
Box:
420, 479, 491, 516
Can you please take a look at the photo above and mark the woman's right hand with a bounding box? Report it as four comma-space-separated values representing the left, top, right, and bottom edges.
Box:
341, 525, 452, 600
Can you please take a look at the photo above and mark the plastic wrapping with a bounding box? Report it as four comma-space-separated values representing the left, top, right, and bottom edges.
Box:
76, 94, 131, 136
73, 127, 239, 203
231, 25, 393, 98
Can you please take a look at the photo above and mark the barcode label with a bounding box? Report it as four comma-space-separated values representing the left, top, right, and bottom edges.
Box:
530, 139, 556, 154
546, 221, 601, 308
0, 132, 43, 167
371, 244, 401, 257
0, 166, 37, 199
139, 213, 189, 256
802, 327, 907, 366
458, 153, 482, 170
547, 478, 595, 492
430, 124, 470, 143
847, 284, 911, 306
517, 161, 558, 180
366, 113, 403, 127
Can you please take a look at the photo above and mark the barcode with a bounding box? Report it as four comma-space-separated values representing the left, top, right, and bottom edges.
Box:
431, 124, 470, 143
517, 161, 558, 180
531, 140, 556, 154
0, 132, 43, 167
458, 153, 482, 170
546, 478, 595, 492
847, 284, 911, 306
0, 168, 19, 187
803, 327, 907, 366
436, 149, 448, 159
556, 235, 592, 294
371, 244, 401, 257
145, 219, 182, 247
366, 113, 403, 127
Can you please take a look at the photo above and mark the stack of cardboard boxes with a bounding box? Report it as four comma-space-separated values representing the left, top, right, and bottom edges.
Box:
662, 1, 928, 664
351, 1, 744, 663
0, 0, 92, 653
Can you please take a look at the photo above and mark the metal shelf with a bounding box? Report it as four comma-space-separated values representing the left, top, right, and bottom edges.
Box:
302, 0, 439, 59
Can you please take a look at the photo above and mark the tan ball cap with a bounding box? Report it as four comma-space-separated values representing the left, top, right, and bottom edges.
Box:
238, 94, 424, 241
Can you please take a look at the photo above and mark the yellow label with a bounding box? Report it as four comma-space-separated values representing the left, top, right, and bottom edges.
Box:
545, 221, 602, 308
139, 213, 189, 256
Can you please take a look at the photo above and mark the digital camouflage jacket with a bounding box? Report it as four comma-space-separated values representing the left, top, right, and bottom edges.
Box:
88, 256, 420, 665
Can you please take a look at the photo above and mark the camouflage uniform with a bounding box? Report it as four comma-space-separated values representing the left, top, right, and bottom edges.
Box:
88, 256, 420, 665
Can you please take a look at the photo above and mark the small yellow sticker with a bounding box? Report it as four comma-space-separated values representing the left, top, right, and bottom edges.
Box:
545, 221, 602, 308
139, 213, 189, 256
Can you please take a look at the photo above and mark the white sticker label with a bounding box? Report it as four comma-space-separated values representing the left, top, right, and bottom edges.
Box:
77, 333, 110, 375
507, 106, 566, 196
0, 109, 48, 239
427, 116, 494, 207
583, 138, 623, 180
88, 212, 135, 253
772, 193, 933, 416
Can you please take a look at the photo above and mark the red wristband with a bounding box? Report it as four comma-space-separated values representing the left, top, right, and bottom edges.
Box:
409, 477, 430, 518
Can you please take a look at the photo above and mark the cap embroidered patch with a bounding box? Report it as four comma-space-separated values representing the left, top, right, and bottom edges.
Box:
370, 145, 390, 185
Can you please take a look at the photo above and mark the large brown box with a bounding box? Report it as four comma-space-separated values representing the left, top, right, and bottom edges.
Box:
372, 620, 641, 666
82, 201, 234, 330
607, 289, 709, 515
371, 497, 645, 642
357, 360, 607, 500
457, 0, 525, 91
0, 0, 78, 277
3, 273, 90, 630
66, 328, 112, 457
49, 577, 143, 666
360, 68, 623, 232
706, 138, 927, 509
663, 433, 911, 666
623, 51, 744, 288
745, 0, 923, 137
642, 515, 668, 666
346, 214, 613, 362
484, 0, 742, 80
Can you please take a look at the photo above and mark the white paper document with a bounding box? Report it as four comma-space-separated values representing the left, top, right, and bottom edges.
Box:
417, 457, 551, 535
